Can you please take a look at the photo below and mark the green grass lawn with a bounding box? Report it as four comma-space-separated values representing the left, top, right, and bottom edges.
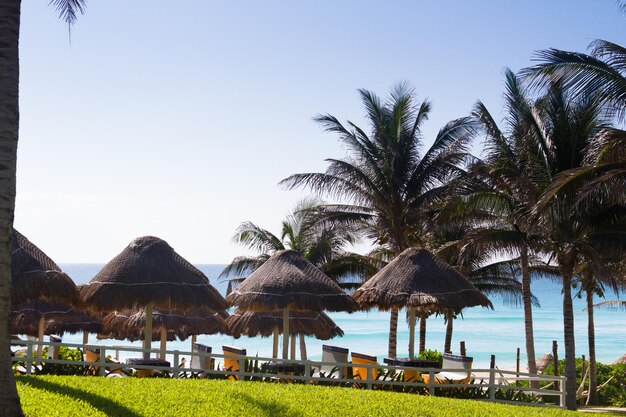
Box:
15, 375, 616, 417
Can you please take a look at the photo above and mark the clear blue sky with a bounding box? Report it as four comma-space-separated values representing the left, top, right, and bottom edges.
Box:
15, 1, 624, 264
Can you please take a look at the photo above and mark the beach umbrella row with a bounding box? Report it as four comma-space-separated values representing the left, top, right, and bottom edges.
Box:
12, 230, 492, 362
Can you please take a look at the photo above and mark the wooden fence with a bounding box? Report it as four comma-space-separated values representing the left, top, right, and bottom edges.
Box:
11, 339, 567, 409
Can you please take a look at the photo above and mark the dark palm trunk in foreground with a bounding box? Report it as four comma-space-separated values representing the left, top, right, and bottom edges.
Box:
0, 1, 23, 416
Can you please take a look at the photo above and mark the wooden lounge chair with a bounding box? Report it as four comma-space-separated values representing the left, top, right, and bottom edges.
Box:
222, 345, 246, 381
312, 345, 348, 379
351, 352, 377, 381
422, 354, 472, 384
83, 348, 127, 377
189, 343, 213, 377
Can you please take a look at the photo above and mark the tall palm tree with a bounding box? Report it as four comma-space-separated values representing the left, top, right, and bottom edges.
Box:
527, 82, 626, 410
220, 198, 376, 288
281, 84, 476, 357
438, 69, 549, 384
0, 2, 84, 415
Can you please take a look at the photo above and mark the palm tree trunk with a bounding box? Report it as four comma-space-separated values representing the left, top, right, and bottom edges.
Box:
388, 308, 398, 358
521, 245, 538, 389
562, 267, 577, 410
419, 317, 426, 354
0, 1, 23, 415
586, 289, 598, 405
444, 312, 453, 353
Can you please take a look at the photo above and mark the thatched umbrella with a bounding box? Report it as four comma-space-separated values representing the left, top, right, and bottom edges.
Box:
612, 354, 626, 365
10, 301, 76, 359
45, 311, 103, 345
227, 309, 344, 359
226, 249, 357, 360
11, 229, 78, 305
81, 236, 228, 359
352, 248, 492, 359
99, 308, 229, 359
536, 353, 554, 372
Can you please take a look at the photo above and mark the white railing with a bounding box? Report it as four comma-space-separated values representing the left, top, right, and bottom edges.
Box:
10, 339, 567, 409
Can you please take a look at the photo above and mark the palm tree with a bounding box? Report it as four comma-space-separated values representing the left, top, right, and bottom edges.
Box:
527, 82, 626, 410
220, 198, 376, 288
0, 2, 84, 415
523, 40, 626, 114
281, 84, 476, 357
437, 69, 549, 383
523, 41, 626, 209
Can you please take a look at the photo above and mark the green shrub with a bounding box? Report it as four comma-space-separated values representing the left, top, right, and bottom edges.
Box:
419, 349, 443, 366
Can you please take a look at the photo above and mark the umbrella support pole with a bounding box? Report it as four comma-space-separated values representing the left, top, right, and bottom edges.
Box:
160, 327, 167, 360
282, 308, 289, 360
191, 334, 197, 351
143, 302, 154, 360
272, 327, 279, 359
290, 334, 296, 360
408, 307, 416, 359
83, 330, 89, 345
37, 318, 45, 361
299, 335, 307, 360
419, 317, 427, 354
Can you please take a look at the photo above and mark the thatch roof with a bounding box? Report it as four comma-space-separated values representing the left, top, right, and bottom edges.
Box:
352, 248, 493, 311
612, 354, 626, 365
81, 236, 227, 311
98, 308, 229, 342
45, 311, 103, 335
225, 250, 357, 312
536, 353, 554, 372
227, 309, 343, 340
11, 229, 78, 305
10, 301, 74, 337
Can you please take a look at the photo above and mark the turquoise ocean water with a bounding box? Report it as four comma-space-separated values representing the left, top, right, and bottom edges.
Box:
56, 263, 626, 369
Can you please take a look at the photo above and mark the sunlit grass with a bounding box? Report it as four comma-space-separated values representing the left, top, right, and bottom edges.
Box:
16, 375, 605, 417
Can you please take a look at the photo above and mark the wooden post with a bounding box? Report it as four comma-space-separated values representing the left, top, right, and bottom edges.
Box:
159, 327, 167, 360
26, 342, 33, 375
36, 317, 45, 360
489, 354, 496, 401
516, 347, 521, 386
282, 308, 290, 360
272, 327, 279, 359
299, 334, 307, 360
419, 317, 426, 354
408, 307, 416, 359
173, 351, 180, 378
460, 341, 466, 356
83, 330, 89, 345
99, 347, 107, 376
290, 334, 296, 360
553, 340, 559, 406
191, 334, 197, 352
143, 302, 154, 360
580, 355, 587, 406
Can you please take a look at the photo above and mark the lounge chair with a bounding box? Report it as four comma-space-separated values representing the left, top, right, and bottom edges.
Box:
83, 348, 128, 377
46, 335, 62, 360
312, 345, 348, 379
351, 352, 377, 381
190, 343, 213, 377
222, 345, 246, 381
422, 354, 472, 384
